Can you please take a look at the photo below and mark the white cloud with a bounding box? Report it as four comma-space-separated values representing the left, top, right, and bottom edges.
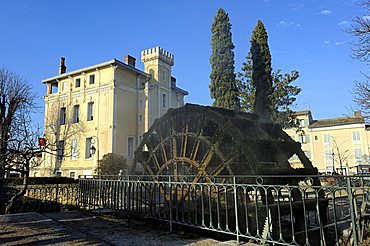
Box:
338, 20, 349, 25
335, 41, 345, 46
320, 10, 332, 15
278, 21, 293, 27
290, 3, 304, 11
322, 40, 330, 47
277, 20, 301, 28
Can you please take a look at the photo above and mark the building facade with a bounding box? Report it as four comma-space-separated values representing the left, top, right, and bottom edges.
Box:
33, 46, 188, 178
285, 110, 370, 174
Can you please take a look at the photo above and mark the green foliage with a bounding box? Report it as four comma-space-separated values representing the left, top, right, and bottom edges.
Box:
209, 8, 240, 111
250, 20, 273, 121
2, 177, 78, 185
97, 153, 127, 176
238, 21, 301, 127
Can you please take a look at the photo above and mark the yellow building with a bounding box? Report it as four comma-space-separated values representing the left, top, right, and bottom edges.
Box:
33, 46, 188, 178
285, 110, 369, 174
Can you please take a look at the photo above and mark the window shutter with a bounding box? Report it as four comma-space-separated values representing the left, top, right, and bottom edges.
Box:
304, 119, 308, 127
306, 135, 310, 143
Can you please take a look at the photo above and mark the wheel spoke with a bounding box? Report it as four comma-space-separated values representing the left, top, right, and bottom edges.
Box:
199, 143, 217, 171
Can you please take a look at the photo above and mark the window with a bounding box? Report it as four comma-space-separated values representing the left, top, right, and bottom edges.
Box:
60, 107, 66, 125
73, 105, 79, 123
70, 172, 76, 179
75, 78, 81, 88
315, 135, 318, 141
85, 137, 92, 159
354, 148, 363, 163
71, 139, 78, 160
56, 172, 62, 177
62, 81, 67, 91
162, 93, 167, 108
325, 150, 333, 165
139, 100, 143, 108
162, 70, 166, 81
87, 102, 94, 121
89, 74, 95, 84
57, 140, 65, 161
298, 134, 310, 144
128, 137, 134, 159
139, 115, 142, 123
352, 132, 361, 145
323, 134, 331, 146
295, 119, 305, 127
149, 69, 154, 76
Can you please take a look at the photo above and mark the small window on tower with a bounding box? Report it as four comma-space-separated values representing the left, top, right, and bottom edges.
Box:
162, 70, 166, 81
162, 93, 167, 108
127, 137, 134, 159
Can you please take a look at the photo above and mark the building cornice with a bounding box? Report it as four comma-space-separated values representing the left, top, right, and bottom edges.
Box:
42, 59, 150, 84
309, 123, 365, 132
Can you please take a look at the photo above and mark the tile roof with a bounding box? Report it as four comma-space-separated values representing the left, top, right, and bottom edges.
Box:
309, 116, 364, 128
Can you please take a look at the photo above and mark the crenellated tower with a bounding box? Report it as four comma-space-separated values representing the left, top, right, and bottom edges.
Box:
141, 46, 174, 84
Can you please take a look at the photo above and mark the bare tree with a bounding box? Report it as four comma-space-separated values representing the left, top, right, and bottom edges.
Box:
352, 78, 370, 122
0, 67, 39, 213
43, 104, 85, 176
4, 111, 43, 213
348, 1, 370, 61
0, 67, 36, 178
0, 68, 86, 213
332, 137, 351, 174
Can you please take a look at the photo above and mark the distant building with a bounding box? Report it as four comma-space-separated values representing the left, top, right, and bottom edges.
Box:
33, 46, 188, 177
285, 110, 369, 174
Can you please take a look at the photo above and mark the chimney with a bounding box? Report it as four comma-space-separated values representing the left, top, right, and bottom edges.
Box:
125, 55, 136, 67
58, 57, 67, 74
354, 111, 362, 117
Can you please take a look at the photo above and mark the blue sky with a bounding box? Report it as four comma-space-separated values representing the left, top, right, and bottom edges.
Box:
0, 0, 368, 127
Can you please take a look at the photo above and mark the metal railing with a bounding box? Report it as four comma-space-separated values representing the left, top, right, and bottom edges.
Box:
78, 175, 370, 245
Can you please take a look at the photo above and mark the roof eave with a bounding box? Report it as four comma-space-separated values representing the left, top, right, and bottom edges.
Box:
42, 59, 150, 84
171, 85, 189, 95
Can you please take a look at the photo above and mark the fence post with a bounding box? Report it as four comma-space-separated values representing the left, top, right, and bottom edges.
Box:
346, 176, 359, 245
169, 176, 173, 233
127, 175, 131, 226
233, 177, 239, 243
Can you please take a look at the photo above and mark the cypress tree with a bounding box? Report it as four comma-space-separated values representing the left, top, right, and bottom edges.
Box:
209, 8, 240, 111
250, 20, 273, 121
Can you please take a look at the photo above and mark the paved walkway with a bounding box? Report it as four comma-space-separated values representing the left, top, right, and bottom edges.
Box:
0, 211, 257, 245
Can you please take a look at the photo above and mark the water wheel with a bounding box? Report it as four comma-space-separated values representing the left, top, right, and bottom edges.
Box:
135, 104, 316, 180
134, 104, 328, 244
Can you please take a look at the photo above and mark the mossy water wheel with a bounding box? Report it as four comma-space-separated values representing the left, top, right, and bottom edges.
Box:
134, 104, 328, 244
135, 103, 317, 183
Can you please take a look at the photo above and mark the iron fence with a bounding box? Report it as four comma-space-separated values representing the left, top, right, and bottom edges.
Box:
78, 175, 370, 245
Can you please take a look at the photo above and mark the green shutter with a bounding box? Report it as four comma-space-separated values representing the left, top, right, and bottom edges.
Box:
304, 119, 309, 127
306, 135, 310, 143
